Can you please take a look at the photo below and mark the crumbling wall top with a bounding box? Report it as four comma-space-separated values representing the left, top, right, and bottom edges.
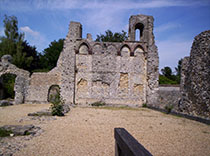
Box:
128, 14, 154, 42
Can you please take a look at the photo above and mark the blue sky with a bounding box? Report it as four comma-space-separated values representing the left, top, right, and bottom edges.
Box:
0, 0, 210, 72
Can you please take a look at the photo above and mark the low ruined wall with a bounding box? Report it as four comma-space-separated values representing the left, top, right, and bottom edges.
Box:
25, 73, 60, 103
158, 86, 181, 111
0, 55, 30, 104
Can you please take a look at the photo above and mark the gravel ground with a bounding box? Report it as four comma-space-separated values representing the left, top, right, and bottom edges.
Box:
0, 104, 210, 156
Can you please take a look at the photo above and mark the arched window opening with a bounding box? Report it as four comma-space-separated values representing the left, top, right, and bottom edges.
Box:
135, 23, 144, 41
135, 29, 140, 41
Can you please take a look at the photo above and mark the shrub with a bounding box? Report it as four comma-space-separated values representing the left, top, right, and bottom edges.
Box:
142, 103, 147, 108
50, 94, 64, 116
91, 101, 105, 107
164, 104, 173, 114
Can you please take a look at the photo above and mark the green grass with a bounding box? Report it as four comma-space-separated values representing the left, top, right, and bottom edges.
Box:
92, 105, 150, 111
0, 128, 12, 137
164, 105, 174, 114
91, 101, 106, 107
28, 112, 52, 117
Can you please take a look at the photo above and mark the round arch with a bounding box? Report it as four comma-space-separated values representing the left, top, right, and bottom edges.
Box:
0, 55, 30, 104
47, 84, 60, 103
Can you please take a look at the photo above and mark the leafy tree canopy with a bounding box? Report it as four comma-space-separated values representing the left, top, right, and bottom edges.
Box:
161, 66, 172, 79
175, 59, 182, 76
95, 30, 128, 42
39, 39, 64, 71
160, 59, 183, 85
0, 15, 35, 71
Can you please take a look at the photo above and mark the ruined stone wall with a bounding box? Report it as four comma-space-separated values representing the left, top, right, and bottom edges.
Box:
0, 55, 30, 104
74, 41, 147, 106
58, 14, 159, 106
158, 86, 181, 111
25, 72, 60, 103
180, 30, 210, 118
0, 14, 159, 106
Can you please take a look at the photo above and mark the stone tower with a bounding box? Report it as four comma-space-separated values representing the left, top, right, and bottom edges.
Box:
128, 14, 159, 106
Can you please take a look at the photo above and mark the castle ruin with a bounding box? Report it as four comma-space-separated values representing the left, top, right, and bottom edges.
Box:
0, 14, 159, 107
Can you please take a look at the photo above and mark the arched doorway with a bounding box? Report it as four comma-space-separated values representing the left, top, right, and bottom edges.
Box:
48, 85, 60, 103
0, 73, 16, 100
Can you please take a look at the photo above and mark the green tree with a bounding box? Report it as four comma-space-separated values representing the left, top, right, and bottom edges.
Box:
95, 30, 128, 42
161, 66, 172, 79
39, 39, 64, 71
0, 15, 33, 70
175, 59, 182, 75
22, 41, 40, 72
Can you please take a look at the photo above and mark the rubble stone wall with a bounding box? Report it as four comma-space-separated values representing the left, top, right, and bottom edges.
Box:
0, 55, 30, 104
25, 73, 60, 103
57, 14, 159, 106
158, 86, 181, 111
74, 41, 147, 106
180, 30, 210, 118
0, 14, 159, 107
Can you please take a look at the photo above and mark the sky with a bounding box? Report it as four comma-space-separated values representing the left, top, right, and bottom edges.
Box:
0, 0, 210, 72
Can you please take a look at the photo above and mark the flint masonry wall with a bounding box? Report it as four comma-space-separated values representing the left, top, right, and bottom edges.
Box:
158, 86, 181, 111
57, 14, 159, 106
0, 14, 159, 107
0, 55, 30, 104
25, 72, 60, 103
179, 30, 210, 118
74, 41, 147, 106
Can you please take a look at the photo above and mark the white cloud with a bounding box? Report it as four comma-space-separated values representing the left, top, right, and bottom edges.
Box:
20, 26, 39, 37
20, 26, 49, 52
157, 38, 192, 71
1, 0, 209, 11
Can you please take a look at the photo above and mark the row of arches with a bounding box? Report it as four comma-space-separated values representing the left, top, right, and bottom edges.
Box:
76, 41, 145, 56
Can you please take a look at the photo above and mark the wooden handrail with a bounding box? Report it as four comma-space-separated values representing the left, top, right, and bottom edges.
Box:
114, 128, 153, 156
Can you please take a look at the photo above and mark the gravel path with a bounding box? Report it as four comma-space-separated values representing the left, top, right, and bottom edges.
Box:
0, 104, 210, 156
